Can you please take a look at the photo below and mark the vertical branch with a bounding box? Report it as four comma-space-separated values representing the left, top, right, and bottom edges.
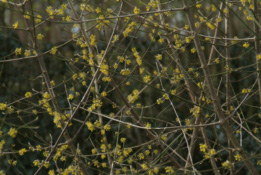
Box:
253, 0, 261, 105
25, 1, 89, 174
225, 1, 230, 125
157, 2, 198, 172
208, 2, 224, 64
224, 1, 234, 175
200, 118, 221, 175
182, 1, 259, 174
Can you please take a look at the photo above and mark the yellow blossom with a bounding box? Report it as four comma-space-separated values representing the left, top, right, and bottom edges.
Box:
95, 7, 101, 13
253, 127, 258, 134
0, 140, 5, 151
25, 92, 32, 98
157, 98, 164, 104
134, 6, 140, 14
120, 68, 131, 76
35, 15, 42, 23
191, 48, 196, 53
24, 11, 30, 19
243, 42, 250, 48
158, 38, 164, 44
234, 153, 241, 161
195, 22, 200, 28
50, 46, 58, 55
86, 121, 95, 132
101, 162, 106, 168
13, 21, 18, 29
165, 166, 174, 173
155, 54, 162, 60
163, 93, 169, 100
42, 92, 51, 99
104, 124, 111, 131
24, 50, 31, 57
37, 34, 44, 40
91, 148, 97, 154
100, 63, 109, 75
0, 103, 7, 110
138, 153, 144, 160
257, 54, 261, 60
222, 160, 232, 169
36, 145, 42, 151
214, 58, 220, 64
120, 137, 126, 143
48, 170, 55, 175
199, 143, 207, 153
43, 161, 50, 168
209, 149, 216, 155
206, 22, 215, 30
8, 128, 18, 138
170, 89, 177, 95
18, 148, 27, 155
190, 105, 200, 117
141, 164, 148, 170
242, 88, 251, 94
161, 134, 167, 141
223, 8, 229, 14
15, 48, 22, 55
196, 3, 202, 8
90, 34, 96, 46
143, 75, 151, 83
67, 94, 74, 100
145, 122, 151, 129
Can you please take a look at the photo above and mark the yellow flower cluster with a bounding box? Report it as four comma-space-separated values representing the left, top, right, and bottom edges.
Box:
8, 128, 18, 138
132, 47, 142, 66
96, 15, 110, 31
50, 46, 58, 55
242, 42, 250, 48
190, 105, 200, 117
24, 50, 31, 57
242, 88, 251, 94
18, 148, 27, 155
133, 6, 140, 14
165, 166, 174, 173
155, 54, 162, 60
257, 54, 261, 61
0, 140, 5, 152
0, 103, 7, 110
222, 160, 232, 169
157, 98, 164, 104
15, 48, 22, 55
86, 121, 95, 132
37, 34, 44, 40
143, 75, 151, 83
127, 89, 139, 103
206, 22, 216, 30
120, 68, 131, 76
100, 62, 109, 75
13, 21, 18, 29
123, 22, 137, 37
